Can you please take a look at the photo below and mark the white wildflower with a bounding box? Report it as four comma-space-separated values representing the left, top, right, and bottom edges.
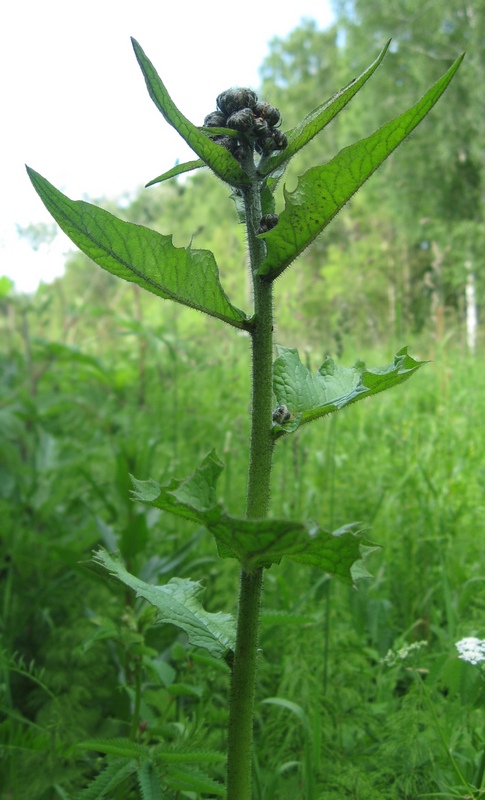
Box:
455, 637, 485, 665
382, 640, 428, 667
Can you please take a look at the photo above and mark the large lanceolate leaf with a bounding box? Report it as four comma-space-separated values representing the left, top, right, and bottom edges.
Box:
27, 169, 247, 329
272, 346, 426, 436
131, 38, 250, 189
94, 549, 236, 659
129, 452, 374, 583
258, 41, 390, 181
258, 54, 463, 280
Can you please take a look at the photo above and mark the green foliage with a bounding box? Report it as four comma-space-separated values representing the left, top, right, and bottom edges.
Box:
93, 549, 236, 659
259, 4, 485, 336
258, 53, 463, 280
131, 38, 250, 189
257, 40, 390, 181
2, 283, 485, 797
272, 345, 425, 434
26, 168, 248, 329
129, 450, 372, 579
7, 14, 475, 800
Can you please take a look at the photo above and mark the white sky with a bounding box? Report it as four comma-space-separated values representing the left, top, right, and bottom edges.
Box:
2, 0, 334, 293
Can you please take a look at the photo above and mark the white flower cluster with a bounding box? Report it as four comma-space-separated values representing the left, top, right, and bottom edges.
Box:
455, 637, 485, 665
382, 640, 428, 667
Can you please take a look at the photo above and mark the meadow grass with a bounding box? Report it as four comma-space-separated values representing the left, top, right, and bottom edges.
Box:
1, 300, 484, 797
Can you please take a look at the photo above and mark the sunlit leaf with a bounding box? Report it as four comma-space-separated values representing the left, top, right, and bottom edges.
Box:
27, 168, 248, 329
258, 55, 464, 279
131, 38, 250, 188
272, 346, 426, 436
258, 40, 391, 181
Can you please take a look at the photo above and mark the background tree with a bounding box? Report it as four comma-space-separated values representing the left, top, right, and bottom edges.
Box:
332, 0, 485, 337
258, 2, 485, 346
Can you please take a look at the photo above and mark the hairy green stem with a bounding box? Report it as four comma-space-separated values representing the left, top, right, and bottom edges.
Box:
226, 168, 274, 799
227, 568, 264, 799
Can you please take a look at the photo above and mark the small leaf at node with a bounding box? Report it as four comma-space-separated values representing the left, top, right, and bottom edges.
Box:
145, 159, 205, 187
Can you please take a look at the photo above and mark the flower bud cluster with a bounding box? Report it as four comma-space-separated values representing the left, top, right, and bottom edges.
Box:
204, 88, 287, 161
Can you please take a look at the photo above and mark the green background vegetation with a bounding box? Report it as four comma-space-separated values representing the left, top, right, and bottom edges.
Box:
2, 0, 485, 797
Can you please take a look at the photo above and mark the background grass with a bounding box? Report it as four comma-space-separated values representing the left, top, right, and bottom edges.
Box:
1, 285, 484, 799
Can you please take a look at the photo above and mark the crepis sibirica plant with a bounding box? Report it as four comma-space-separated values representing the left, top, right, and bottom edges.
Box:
28, 37, 462, 800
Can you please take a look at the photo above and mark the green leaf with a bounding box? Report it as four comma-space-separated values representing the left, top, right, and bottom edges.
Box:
78, 738, 149, 759
163, 765, 226, 796
93, 549, 236, 658
258, 54, 464, 279
130, 452, 373, 582
27, 168, 247, 329
145, 159, 204, 187
262, 697, 310, 735
272, 346, 426, 435
138, 760, 163, 800
131, 38, 250, 188
154, 748, 226, 765
258, 40, 390, 180
130, 449, 225, 524
75, 758, 138, 800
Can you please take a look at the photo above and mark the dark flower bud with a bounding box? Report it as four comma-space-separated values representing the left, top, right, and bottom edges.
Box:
215, 135, 239, 155
217, 88, 258, 117
254, 102, 281, 128
255, 134, 276, 156
257, 214, 279, 234
272, 129, 288, 150
226, 109, 255, 134
253, 117, 269, 136
272, 404, 291, 424
204, 111, 227, 128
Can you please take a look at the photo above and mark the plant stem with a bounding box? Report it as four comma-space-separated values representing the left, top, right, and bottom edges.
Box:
226, 166, 274, 799
227, 568, 264, 799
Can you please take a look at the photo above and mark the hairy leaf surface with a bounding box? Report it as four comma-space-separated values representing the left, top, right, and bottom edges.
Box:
272, 346, 426, 435
93, 549, 236, 658
258, 55, 463, 279
130, 452, 372, 582
27, 168, 247, 328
